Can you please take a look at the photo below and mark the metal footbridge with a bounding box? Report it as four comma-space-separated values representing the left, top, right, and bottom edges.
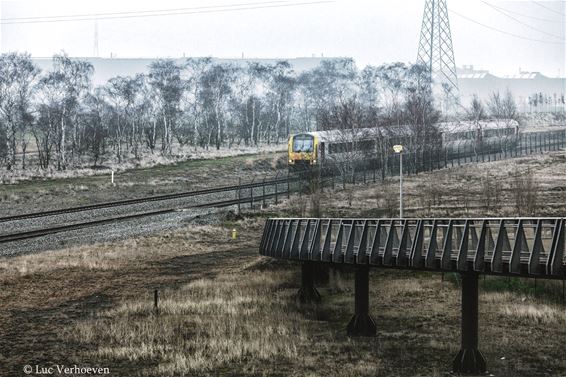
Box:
259, 218, 566, 374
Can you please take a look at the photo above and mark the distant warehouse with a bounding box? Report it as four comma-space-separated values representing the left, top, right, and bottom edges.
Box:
458, 65, 566, 113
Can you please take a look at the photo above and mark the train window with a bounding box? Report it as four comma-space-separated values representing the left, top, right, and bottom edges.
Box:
293, 136, 314, 152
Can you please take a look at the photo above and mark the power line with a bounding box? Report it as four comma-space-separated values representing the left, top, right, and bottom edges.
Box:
448, 8, 563, 44
0, 1, 333, 25
481, 1, 563, 23
482, 1, 565, 41
0, 1, 287, 21
531, 1, 566, 16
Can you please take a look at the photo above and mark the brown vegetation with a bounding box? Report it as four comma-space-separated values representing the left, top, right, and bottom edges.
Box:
1, 152, 566, 376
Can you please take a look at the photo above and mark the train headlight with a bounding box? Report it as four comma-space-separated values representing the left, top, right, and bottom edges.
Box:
313, 160, 317, 164
289, 159, 293, 163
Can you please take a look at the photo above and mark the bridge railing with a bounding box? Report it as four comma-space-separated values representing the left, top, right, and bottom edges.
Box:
261, 218, 566, 278
259, 217, 566, 374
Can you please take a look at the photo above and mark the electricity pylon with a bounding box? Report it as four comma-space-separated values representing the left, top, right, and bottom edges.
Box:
417, 0, 459, 98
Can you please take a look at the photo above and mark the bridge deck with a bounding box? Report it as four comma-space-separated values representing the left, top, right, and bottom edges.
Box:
260, 218, 566, 279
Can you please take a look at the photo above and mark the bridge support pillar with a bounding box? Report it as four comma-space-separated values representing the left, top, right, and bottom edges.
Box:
452, 272, 487, 374
297, 262, 321, 303
347, 266, 376, 336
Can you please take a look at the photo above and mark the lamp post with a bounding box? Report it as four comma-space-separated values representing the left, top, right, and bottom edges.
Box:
393, 145, 404, 218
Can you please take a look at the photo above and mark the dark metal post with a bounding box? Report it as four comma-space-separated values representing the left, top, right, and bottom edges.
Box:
154, 289, 159, 314
332, 172, 335, 189
287, 172, 290, 199
262, 178, 266, 208
347, 266, 377, 337
453, 272, 486, 374
451, 148, 454, 167
250, 178, 254, 209
275, 180, 279, 204
297, 262, 321, 303
373, 164, 376, 183
237, 178, 241, 215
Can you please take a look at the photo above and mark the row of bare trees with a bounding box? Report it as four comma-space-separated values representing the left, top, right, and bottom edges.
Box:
0, 52, 513, 171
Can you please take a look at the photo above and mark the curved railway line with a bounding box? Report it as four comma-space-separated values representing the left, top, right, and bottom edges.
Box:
1, 129, 565, 250
0, 175, 296, 245
0, 175, 293, 223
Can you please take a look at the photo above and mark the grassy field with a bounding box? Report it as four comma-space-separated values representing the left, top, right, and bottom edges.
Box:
0, 151, 287, 216
1, 151, 565, 376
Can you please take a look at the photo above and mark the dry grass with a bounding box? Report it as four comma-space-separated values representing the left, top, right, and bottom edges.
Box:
273, 150, 566, 219
4, 150, 566, 376
69, 270, 309, 376
0, 225, 228, 277
500, 303, 566, 324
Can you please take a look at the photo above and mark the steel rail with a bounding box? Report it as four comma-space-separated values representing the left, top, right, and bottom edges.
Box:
0, 175, 294, 223
0, 191, 284, 243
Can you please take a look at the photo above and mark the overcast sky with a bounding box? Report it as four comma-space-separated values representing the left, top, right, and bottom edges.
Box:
1, 0, 564, 76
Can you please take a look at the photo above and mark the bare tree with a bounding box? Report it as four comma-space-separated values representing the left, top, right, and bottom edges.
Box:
0, 53, 40, 170
199, 63, 236, 150
488, 90, 518, 121
467, 95, 487, 122
148, 60, 183, 155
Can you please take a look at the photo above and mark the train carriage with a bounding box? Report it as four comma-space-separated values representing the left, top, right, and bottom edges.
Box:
287, 120, 520, 173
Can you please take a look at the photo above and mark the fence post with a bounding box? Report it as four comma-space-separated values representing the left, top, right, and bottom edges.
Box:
332, 170, 335, 189
262, 177, 266, 208
373, 163, 376, 183
154, 289, 159, 314
287, 172, 290, 199
237, 177, 241, 215
250, 178, 254, 209
352, 167, 356, 185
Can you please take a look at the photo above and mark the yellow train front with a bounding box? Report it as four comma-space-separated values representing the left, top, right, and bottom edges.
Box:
288, 133, 320, 172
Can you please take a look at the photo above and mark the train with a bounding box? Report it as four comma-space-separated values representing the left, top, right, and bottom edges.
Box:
287, 120, 520, 172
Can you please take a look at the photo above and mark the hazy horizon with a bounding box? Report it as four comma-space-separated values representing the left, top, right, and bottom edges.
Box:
1, 0, 564, 77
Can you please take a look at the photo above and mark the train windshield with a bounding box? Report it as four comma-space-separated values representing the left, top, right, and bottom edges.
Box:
293, 136, 314, 152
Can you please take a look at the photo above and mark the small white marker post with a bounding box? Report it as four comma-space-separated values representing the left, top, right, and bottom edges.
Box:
111, 170, 115, 186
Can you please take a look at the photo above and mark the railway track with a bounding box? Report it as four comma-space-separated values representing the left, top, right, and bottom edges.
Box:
0, 175, 294, 223
2, 131, 565, 248
0, 179, 291, 244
